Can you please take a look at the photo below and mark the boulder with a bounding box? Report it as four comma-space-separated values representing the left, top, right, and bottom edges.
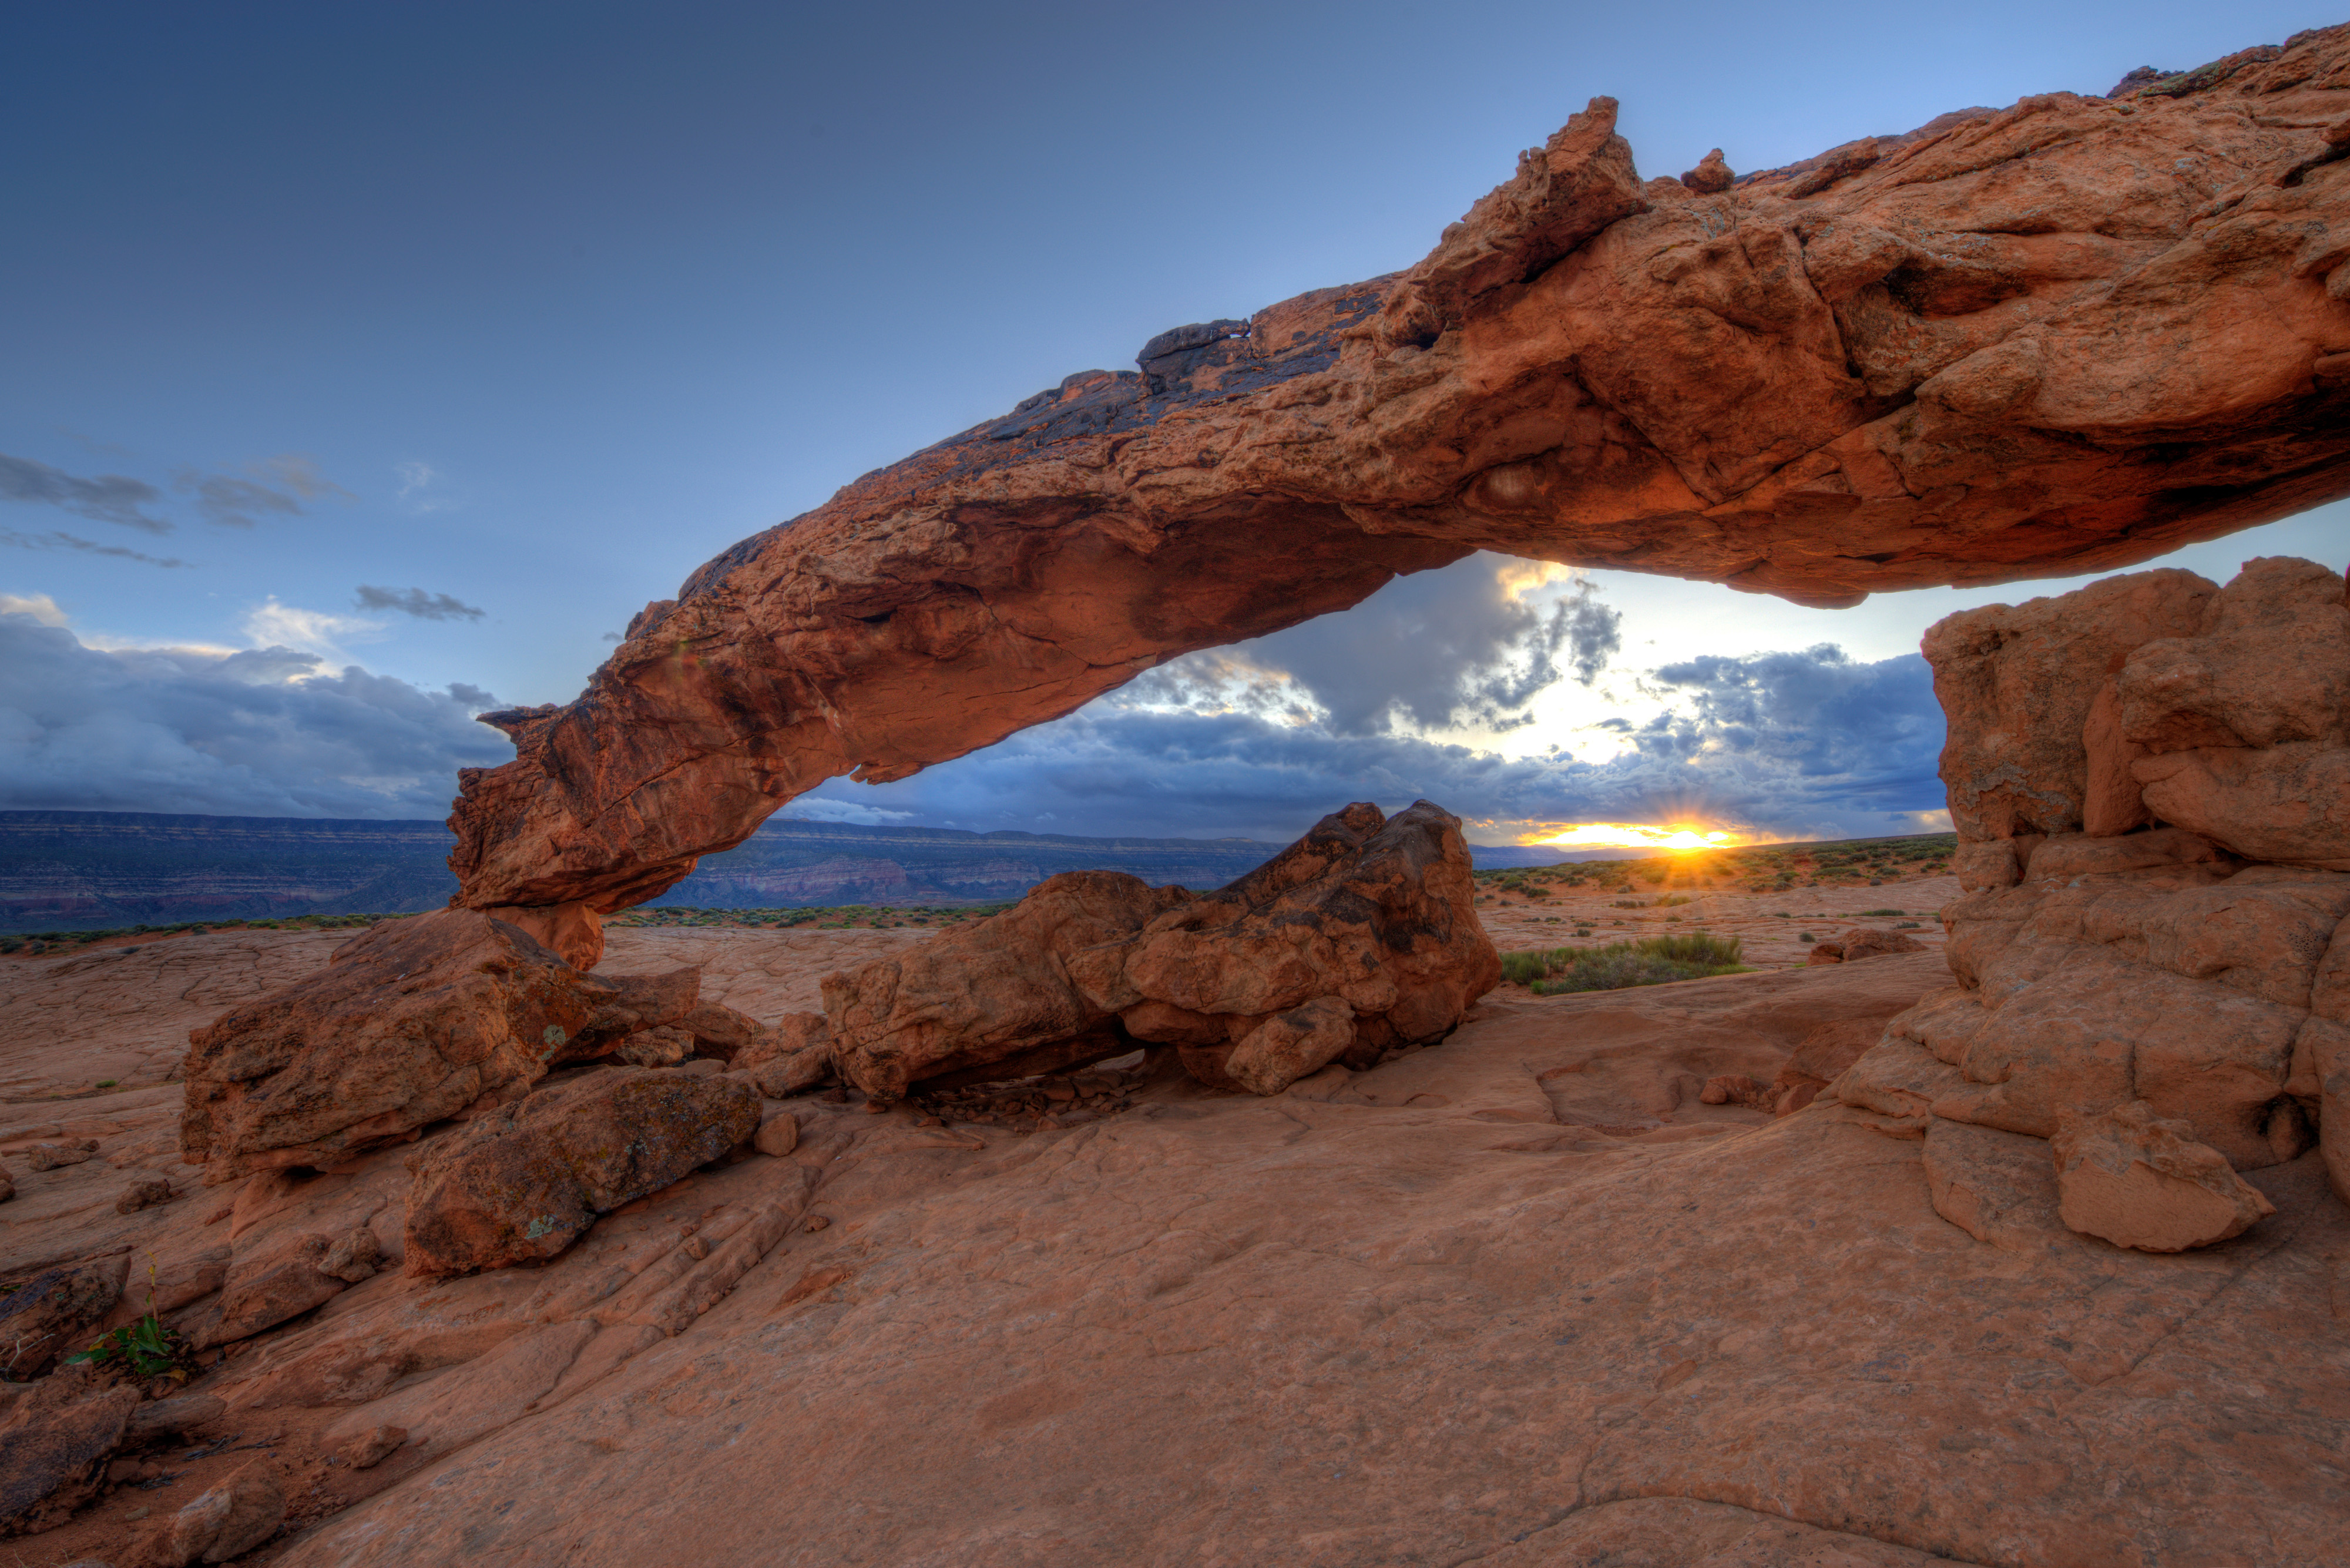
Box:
403, 1066, 760, 1276
0, 1371, 139, 1536
2116, 556, 2350, 754
2050, 1100, 2275, 1252
826, 872, 1187, 1102
753, 1109, 800, 1157
160, 1463, 285, 1564
0, 1253, 127, 1379
182, 908, 703, 1184
1806, 926, 1922, 965
337, 1425, 407, 1470
825, 801, 1499, 1101
25, 1140, 96, 1171
1908, 568, 2216, 843
1216, 996, 1358, 1096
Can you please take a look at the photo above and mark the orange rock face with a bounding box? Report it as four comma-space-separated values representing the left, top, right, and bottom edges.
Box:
448, 31, 2350, 925
1841, 554, 2350, 1237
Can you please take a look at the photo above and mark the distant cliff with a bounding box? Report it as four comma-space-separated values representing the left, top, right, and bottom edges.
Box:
0, 810, 1597, 931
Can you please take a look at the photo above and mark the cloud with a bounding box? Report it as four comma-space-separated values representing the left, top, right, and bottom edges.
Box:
355, 586, 485, 622
177, 455, 350, 528
0, 607, 512, 818
0, 593, 66, 626
395, 460, 454, 513
0, 454, 170, 533
0, 528, 192, 567
227, 599, 394, 667
838, 642, 1945, 847
780, 795, 919, 827
1125, 552, 1622, 737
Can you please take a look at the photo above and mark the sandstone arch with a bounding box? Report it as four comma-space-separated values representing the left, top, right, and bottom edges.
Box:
451, 32, 2350, 947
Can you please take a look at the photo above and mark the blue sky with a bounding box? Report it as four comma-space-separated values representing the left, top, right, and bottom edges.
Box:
4, 1, 2345, 847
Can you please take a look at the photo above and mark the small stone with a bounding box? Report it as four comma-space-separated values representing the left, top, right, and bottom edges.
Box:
318, 1227, 382, 1284
25, 1140, 98, 1171
116, 1176, 176, 1215
1698, 1075, 1772, 1109
337, 1424, 407, 1470
2052, 1100, 2276, 1253
803, 1216, 830, 1233
753, 1111, 800, 1157
164, 1463, 284, 1564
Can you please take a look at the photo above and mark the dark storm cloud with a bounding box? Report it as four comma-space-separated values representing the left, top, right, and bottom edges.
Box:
0, 454, 170, 533
827, 643, 1946, 845
0, 610, 512, 818
0, 528, 191, 568
177, 455, 349, 528
355, 585, 486, 621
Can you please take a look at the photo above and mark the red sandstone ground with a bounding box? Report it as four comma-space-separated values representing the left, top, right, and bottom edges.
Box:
3, 862, 2341, 1566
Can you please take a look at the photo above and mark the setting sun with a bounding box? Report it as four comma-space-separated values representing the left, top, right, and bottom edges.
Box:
1525, 821, 1751, 852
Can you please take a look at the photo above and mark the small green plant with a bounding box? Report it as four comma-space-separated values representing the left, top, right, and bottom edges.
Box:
1858, 908, 1905, 916
65, 1255, 195, 1384
1896, 921, 1921, 929
1654, 895, 1694, 908
94, 1079, 116, 1088
1799, 932, 1817, 943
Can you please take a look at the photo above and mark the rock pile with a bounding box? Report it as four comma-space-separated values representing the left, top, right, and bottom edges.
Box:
179, 909, 768, 1184
1834, 555, 2350, 1246
825, 801, 1500, 1101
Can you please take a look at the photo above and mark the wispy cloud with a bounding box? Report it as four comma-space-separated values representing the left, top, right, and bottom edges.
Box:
241, 597, 384, 667
0, 528, 191, 567
0, 454, 170, 533
394, 459, 455, 513
354, 585, 485, 621
177, 454, 351, 528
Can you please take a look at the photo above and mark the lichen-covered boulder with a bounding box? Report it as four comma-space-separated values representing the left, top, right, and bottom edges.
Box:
183, 909, 702, 1184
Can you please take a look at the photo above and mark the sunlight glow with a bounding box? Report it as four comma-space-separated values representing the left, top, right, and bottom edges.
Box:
1526, 821, 1751, 852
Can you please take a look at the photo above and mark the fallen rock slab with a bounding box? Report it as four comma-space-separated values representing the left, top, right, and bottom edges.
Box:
403, 1066, 760, 1276
182, 909, 703, 1184
0, 1373, 139, 1537
0, 1253, 127, 1379
2052, 1100, 2277, 1252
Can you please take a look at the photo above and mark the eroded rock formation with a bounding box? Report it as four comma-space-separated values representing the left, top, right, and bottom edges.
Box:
1833, 553, 2350, 1243
181, 910, 703, 1184
450, 29, 2350, 933
824, 800, 1499, 1101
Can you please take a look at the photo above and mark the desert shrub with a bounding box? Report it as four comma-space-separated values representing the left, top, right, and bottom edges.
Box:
1858, 908, 1904, 916
1503, 932, 1747, 995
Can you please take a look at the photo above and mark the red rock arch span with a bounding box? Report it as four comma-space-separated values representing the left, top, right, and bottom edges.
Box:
451, 33, 2350, 954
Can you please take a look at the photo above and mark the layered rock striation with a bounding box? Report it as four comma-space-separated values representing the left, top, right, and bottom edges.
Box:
449, 31, 2350, 931
1835, 554, 2350, 1240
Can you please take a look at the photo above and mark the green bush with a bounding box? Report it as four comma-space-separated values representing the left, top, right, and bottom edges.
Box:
1503, 932, 1748, 995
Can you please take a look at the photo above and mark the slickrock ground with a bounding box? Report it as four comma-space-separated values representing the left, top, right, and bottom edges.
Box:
5, 898, 2344, 1566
